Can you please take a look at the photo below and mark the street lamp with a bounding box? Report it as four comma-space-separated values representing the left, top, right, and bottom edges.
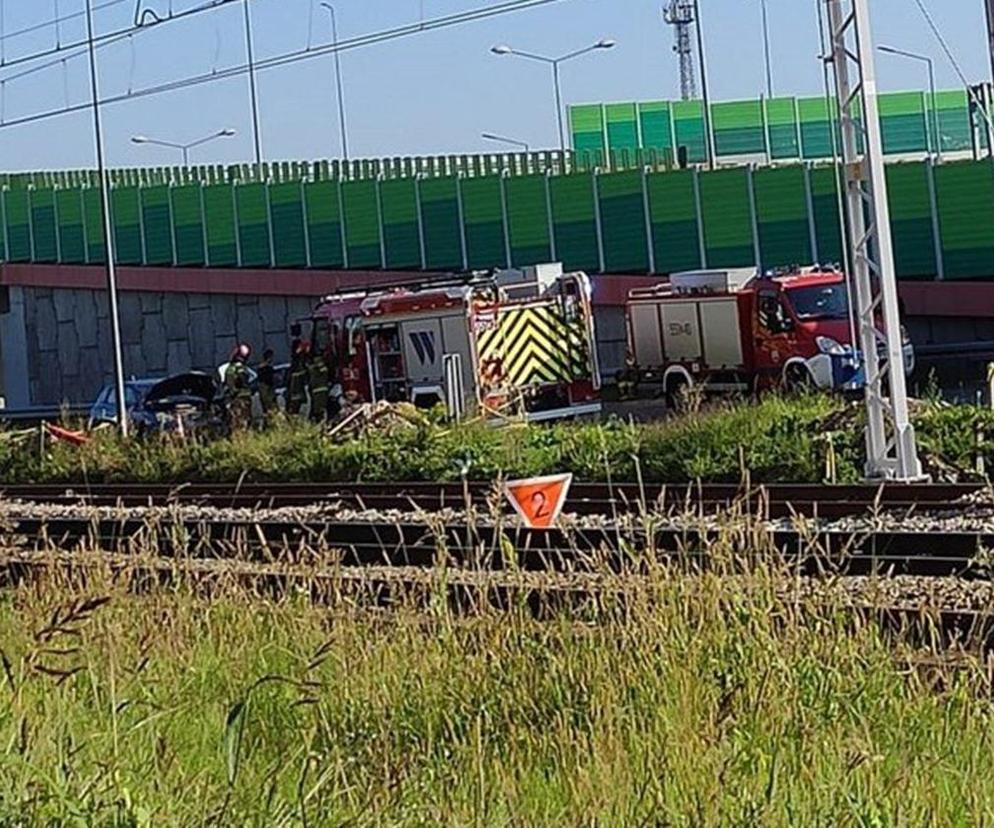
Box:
481, 132, 530, 152
759, 0, 773, 98
693, 0, 716, 168
320, 2, 350, 161
131, 129, 237, 166
878, 45, 941, 160
243, 0, 262, 166
85, 0, 128, 437
490, 39, 616, 152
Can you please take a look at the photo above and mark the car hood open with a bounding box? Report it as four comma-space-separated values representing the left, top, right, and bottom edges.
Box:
144, 372, 217, 410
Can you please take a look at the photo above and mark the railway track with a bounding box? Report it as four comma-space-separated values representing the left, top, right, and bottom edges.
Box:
0, 480, 985, 518
4, 547, 993, 650
0, 481, 990, 578
3, 481, 994, 646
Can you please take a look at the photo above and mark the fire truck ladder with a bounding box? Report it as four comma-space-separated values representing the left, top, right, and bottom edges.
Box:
824, 0, 925, 481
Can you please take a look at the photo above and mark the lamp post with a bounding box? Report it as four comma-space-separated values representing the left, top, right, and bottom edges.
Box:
131, 129, 237, 166
85, 0, 128, 437
320, 2, 350, 161
985, 0, 994, 89
481, 132, 530, 152
878, 45, 941, 161
693, 0, 717, 169
490, 39, 616, 153
243, 0, 262, 165
760, 0, 773, 98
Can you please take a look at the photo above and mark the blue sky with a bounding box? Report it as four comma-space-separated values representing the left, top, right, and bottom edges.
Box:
0, 0, 986, 170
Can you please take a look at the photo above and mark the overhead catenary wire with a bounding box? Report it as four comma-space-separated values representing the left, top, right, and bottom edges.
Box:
0, 0, 137, 74
0, 0, 242, 85
911, 0, 994, 133
0, 0, 130, 53
0, 0, 571, 135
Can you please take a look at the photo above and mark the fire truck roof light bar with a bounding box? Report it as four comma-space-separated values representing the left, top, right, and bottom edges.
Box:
318, 266, 575, 303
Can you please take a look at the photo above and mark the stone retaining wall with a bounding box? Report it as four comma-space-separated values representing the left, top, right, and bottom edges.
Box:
5, 286, 316, 406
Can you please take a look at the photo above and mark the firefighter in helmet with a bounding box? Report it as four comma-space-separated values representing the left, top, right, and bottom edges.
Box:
616, 353, 639, 401
257, 348, 277, 416
308, 346, 331, 423
287, 340, 310, 417
225, 343, 254, 430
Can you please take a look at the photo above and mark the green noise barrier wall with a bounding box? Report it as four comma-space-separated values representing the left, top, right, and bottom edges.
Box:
0, 88, 980, 205
3, 158, 994, 282
570, 87, 980, 165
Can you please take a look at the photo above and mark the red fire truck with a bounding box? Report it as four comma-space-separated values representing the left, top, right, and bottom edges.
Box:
625, 266, 915, 401
297, 264, 602, 421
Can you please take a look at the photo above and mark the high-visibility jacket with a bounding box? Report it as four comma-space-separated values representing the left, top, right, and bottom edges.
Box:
288, 359, 308, 403
307, 355, 330, 396
224, 361, 252, 399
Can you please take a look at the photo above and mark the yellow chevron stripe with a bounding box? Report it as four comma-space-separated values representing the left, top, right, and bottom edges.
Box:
513, 325, 578, 380
505, 343, 570, 386
503, 313, 571, 364
501, 310, 569, 358
476, 304, 591, 388
505, 344, 563, 381
506, 312, 564, 351
503, 338, 569, 380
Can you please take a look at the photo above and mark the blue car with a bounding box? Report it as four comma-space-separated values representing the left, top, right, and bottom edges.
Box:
88, 378, 163, 429
89, 373, 225, 435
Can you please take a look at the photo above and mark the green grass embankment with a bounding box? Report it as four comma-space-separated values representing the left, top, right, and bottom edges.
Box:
2, 395, 992, 484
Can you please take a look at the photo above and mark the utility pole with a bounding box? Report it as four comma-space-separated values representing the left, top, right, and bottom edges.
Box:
693, 0, 716, 168
986, 0, 994, 87
984, 0, 994, 154
243, 0, 262, 166
824, 0, 924, 480
760, 0, 774, 98
320, 2, 350, 161
85, 0, 128, 437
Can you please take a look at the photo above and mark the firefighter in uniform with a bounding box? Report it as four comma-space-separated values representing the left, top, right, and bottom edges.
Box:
308, 348, 331, 423
257, 348, 277, 416
225, 343, 254, 430
287, 341, 310, 417
616, 355, 639, 401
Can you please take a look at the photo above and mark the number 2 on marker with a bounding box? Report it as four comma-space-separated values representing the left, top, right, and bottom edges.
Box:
531, 490, 550, 520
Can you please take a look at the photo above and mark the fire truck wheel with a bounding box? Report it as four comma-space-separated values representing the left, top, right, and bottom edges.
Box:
783, 363, 814, 394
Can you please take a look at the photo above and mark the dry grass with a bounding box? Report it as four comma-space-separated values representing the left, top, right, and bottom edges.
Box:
0, 538, 993, 826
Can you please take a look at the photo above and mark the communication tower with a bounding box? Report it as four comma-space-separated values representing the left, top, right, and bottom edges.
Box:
663, 0, 697, 100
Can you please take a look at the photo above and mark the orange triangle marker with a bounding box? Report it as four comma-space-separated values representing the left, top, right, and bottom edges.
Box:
504, 473, 573, 529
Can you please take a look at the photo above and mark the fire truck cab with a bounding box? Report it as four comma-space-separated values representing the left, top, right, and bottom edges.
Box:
626, 265, 915, 400
300, 264, 602, 421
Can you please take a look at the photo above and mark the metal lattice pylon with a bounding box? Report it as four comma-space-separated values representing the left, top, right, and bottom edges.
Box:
824, 0, 924, 481
663, 0, 697, 101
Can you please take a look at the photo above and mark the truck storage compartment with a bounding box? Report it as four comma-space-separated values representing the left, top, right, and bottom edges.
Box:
699, 299, 744, 368
660, 302, 702, 362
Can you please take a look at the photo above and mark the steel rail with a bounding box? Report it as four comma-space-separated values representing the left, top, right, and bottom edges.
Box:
0, 481, 984, 518
3, 515, 993, 578
3, 550, 994, 648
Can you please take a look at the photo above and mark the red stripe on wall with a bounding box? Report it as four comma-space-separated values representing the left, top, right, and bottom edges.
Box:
0, 264, 447, 297
3, 263, 993, 316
